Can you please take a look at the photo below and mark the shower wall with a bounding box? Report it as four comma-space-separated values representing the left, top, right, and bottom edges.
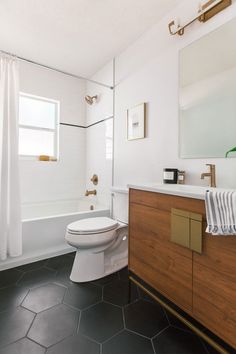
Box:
85, 60, 114, 208
19, 61, 86, 204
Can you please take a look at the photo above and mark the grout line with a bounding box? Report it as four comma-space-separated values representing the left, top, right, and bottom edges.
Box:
125, 328, 153, 340
151, 338, 157, 354
101, 329, 124, 345
76, 311, 82, 333
151, 325, 170, 340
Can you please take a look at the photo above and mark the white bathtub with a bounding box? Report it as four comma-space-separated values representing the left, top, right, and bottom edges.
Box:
0, 199, 110, 270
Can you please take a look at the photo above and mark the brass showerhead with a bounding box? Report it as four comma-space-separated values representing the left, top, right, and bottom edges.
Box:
85, 95, 98, 105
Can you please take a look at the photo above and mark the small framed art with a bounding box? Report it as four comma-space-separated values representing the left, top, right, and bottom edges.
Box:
127, 102, 146, 140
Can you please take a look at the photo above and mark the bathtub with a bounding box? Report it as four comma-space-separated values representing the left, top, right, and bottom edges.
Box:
0, 198, 110, 270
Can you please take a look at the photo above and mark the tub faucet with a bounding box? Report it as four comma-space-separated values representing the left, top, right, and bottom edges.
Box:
85, 189, 97, 196
200, 164, 216, 188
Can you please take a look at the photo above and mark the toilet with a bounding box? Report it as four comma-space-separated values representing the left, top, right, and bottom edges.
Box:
65, 188, 128, 282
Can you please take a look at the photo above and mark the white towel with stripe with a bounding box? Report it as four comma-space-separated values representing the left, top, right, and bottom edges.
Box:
205, 190, 236, 235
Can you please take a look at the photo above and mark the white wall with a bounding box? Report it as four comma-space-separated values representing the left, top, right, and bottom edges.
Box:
85, 61, 114, 207
113, 0, 236, 189
19, 62, 86, 204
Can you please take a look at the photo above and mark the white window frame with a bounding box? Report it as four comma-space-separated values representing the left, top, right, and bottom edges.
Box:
19, 92, 60, 159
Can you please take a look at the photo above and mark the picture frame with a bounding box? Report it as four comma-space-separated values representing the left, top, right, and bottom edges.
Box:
127, 102, 146, 141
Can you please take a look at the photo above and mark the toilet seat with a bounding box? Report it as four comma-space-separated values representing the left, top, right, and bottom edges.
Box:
67, 217, 119, 235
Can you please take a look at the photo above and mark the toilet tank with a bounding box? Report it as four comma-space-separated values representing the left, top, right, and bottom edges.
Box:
111, 187, 129, 224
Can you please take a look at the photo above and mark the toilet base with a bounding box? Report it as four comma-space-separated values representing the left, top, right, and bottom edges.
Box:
69, 250, 128, 283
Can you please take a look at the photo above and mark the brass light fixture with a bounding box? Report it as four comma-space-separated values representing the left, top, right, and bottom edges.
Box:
85, 95, 98, 105
168, 0, 231, 36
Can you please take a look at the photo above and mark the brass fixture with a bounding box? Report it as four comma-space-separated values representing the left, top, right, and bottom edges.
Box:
129, 276, 228, 354
90, 174, 98, 185
85, 189, 97, 196
168, 0, 231, 36
171, 208, 203, 253
85, 95, 98, 105
201, 164, 216, 187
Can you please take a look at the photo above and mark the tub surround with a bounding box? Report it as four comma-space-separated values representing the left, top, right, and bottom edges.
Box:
128, 187, 236, 350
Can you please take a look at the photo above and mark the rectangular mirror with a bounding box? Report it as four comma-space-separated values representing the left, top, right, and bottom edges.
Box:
179, 18, 236, 158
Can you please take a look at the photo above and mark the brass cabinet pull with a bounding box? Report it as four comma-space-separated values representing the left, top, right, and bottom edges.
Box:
171, 208, 202, 253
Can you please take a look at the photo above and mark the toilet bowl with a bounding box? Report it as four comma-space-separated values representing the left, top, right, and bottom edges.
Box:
65, 216, 128, 282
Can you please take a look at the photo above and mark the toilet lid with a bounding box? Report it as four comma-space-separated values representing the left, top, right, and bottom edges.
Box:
67, 217, 119, 234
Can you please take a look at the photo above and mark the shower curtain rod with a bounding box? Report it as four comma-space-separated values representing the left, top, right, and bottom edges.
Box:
0, 49, 113, 89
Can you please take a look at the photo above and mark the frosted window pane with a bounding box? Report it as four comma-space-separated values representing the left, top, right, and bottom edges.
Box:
19, 128, 55, 156
19, 95, 56, 129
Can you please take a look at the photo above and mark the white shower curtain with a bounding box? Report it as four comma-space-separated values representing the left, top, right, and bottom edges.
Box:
0, 54, 22, 261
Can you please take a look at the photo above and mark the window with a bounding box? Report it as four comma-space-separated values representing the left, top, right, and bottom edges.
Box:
19, 93, 59, 158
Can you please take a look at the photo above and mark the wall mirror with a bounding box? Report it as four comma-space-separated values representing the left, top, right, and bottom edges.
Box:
179, 18, 236, 158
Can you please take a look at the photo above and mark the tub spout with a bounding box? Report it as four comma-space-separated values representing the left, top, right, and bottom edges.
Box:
85, 189, 97, 196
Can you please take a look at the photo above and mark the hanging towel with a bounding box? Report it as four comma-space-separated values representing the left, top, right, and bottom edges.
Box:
205, 190, 236, 235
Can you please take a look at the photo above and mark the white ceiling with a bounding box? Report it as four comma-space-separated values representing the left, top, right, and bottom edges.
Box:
0, 0, 179, 78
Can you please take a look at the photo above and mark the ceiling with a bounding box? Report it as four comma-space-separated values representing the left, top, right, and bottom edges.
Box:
0, 0, 179, 78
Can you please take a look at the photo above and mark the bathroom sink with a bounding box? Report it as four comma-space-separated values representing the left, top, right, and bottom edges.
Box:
128, 183, 210, 200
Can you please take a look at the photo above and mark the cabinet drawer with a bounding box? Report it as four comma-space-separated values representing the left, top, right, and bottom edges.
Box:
129, 188, 206, 215
129, 203, 193, 311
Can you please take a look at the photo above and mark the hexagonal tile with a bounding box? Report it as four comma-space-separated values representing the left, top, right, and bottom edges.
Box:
22, 283, 66, 313
103, 279, 138, 306
0, 307, 35, 347
0, 337, 45, 354
45, 254, 74, 271
64, 283, 102, 310
0, 285, 28, 313
54, 266, 73, 287
16, 260, 47, 272
0, 269, 23, 288
124, 299, 168, 338
79, 302, 123, 343
118, 267, 129, 281
47, 334, 99, 354
153, 326, 208, 354
102, 330, 154, 354
17, 268, 56, 289
92, 272, 119, 287
28, 304, 79, 347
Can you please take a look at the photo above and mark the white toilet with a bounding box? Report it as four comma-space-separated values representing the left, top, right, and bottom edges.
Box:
65, 188, 128, 282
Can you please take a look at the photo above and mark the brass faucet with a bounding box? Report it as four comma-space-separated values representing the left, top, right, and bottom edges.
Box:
200, 164, 216, 187
85, 189, 97, 196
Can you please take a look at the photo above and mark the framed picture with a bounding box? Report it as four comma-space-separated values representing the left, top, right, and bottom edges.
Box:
127, 102, 146, 140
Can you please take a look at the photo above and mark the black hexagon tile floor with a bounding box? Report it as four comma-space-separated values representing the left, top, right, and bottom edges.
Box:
22, 283, 66, 313
79, 302, 124, 343
0, 307, 35, 347
0, 285, 28, 313
103, 278, 139, 306
47, 334, 100, 354
153, 326, 210, 354
63, 282, 102, 310
27, 304, 79, 347
103, 330, 154, 354
0, 337, 45, 354
0, 257, 233, 354
124, 299, 169, 338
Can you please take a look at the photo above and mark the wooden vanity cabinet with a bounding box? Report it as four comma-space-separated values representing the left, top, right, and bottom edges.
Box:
129, 188, 236, 349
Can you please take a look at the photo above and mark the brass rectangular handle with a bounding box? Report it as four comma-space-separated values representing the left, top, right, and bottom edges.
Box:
171, 208, 202, 253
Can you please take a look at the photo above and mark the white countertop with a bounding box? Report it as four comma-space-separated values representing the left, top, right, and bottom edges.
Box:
127, 183, 209, 200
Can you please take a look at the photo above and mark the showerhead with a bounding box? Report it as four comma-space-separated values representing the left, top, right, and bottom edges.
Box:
85, 95, 98, 105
